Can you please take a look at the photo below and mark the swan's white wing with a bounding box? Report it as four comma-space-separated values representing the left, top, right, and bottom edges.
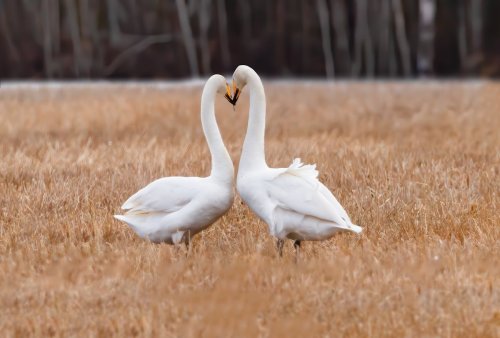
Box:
317, 182, 352, 224
121, 176, 204, 215
266, 158, 360, 232
115, 176, 206, 241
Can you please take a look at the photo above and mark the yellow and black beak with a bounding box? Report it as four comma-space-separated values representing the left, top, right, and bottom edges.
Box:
232, 80, 241, 104
224, 81, 241, 106
224, 83, 233, 104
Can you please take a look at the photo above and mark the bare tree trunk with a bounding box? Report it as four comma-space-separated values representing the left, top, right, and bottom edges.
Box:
187, 0, 199, 16
21, 0, 44, 49
51, 0, 60, 59
275, 0, 287, 73
301, 1, 311, 73
353, 0, 364, 76
106, 0, 131, 46
79, 0, 93, 74
364, 1, 375, 77
0, 4, 20, 61
134, 0, 146, 32
469, 0, 482, 53
79, 1, 92, 48
316, 0, 335, 78
42, 0, 53, 78
238, 0, 252, 41
216, 0, 231, 69
143, 1, 158, 33
389, 27, 398, 76
457, 0, 468, 74
49, 0, 61, 76
176, 0, 199, 77
81, 0, 104, 76
377, 0, 391, 75
331, 0, 352, 75
354, 0, 374, 77
198, 0, 212, 75
468, 0, 483, 72
391, 0, 412, 76
417, 0, 436, 75
64, 0, 83, 76
107, 0, 121, 46
126, 0, 139, 32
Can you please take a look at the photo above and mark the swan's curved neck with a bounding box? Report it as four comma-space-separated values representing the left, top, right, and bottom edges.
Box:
240, 71, 268, 172
201, 85, 233, 182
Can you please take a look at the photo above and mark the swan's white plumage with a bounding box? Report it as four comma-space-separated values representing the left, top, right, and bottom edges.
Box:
270, 159, 360, 231
120, 177, 201, 214
233, 65, 361, 243
114, 75, 234, 244
238, 158, 361, 240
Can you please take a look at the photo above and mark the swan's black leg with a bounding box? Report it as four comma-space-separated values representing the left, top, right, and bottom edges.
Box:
183, 231, 192, 257
293, 240, 301, 263
172, 242, 182, 257
276, 239, 285, 257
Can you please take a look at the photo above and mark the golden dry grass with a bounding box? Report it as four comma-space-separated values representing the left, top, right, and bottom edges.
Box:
0, 81, 499, 337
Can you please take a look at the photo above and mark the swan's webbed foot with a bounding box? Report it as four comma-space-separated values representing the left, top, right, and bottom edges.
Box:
276, 239, 285, 257
293, 240, 301, 263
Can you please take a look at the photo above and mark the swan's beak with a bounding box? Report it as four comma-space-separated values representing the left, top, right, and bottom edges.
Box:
224, 81, 241, 108
224, 83, 233, 104
232, 80, 241, 105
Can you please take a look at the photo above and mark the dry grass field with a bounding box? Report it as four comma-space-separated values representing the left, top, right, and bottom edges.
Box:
0, 80, 499, 337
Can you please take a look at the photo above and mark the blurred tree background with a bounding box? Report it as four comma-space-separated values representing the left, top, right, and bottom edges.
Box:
0, 0, 499, 79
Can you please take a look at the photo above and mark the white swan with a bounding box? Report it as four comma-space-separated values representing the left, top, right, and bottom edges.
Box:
229, 65, 362, 258
114, 74, 234, 245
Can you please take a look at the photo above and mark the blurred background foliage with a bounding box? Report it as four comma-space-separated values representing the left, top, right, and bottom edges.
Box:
0, 0, 499, 79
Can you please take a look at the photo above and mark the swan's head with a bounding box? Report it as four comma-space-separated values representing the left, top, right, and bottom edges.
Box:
226, 65, 255, 106
207, 74, 232, 97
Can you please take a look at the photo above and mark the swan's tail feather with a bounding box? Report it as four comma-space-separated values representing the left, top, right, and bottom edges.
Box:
334, 221, 362, 234
347, 223, 363, 234
114, 213, 165, 239
287, 158, 319, 180
114, 214, 143, 236
114, 214, 126, 222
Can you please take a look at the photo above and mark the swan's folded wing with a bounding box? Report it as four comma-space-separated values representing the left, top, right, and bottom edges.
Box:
266, 158, 354, 230
317, 182, 352, 224
121, 177, 203, 215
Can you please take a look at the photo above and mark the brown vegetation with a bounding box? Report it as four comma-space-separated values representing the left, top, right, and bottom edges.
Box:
0, 82, 499, 337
